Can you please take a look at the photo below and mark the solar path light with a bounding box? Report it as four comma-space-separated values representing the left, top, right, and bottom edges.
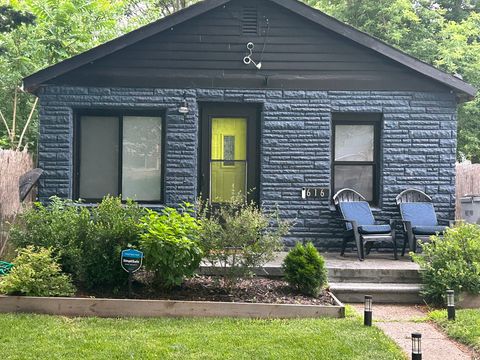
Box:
364, 295, 372, 326
411, 332, 422, 360
446, 289, 455, 321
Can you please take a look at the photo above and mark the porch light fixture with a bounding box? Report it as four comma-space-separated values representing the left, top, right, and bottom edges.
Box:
364, 295, 373, 326
446, 289, 455, 321
178, 93, 189, 115
411, 333, 422, 360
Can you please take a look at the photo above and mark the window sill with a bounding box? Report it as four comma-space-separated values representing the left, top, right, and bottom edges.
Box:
73, 202, 164, 208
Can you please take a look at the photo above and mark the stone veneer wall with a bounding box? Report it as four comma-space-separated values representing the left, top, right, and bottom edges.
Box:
37, 86, 457, 249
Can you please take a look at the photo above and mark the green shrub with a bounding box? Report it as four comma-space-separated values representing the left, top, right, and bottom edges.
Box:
138, 203, 202, 288
412, 222, 480, 304
82, 196, 146, 290
0, 246, 75, 297
198, 195, 291, 286
9, 197, 90, 279
282, 242, 328, 296
9, 196, 146, 291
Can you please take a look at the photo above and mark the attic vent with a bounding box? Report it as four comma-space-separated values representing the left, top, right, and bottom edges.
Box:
242, 6, 258, 35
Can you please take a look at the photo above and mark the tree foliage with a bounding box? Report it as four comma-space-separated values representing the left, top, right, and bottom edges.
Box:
0, 0, 201, 149
0, 5, 34, 34
0, 0, 130, 149
0, 0, 479, 161
308, 0, 480, 162
125, 0, 200, 23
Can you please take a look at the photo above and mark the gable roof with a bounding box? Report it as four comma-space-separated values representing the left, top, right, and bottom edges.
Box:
22, 0, 476, 101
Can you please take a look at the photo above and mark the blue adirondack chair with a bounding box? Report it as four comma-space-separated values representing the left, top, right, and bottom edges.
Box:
333, 188, 397, 261
396, 189, 454, 255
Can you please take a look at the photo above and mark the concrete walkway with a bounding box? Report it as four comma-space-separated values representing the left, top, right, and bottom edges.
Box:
351, 304, 474, 360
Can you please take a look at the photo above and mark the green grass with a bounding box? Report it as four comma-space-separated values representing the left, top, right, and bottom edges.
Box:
0, 313, 406, 359
430, 308, 480, 352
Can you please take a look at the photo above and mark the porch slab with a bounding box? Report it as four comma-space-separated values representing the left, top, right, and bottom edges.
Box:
199, 251, 421, 278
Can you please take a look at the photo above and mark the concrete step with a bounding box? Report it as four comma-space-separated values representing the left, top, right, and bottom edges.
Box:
329, 282, 423, 304
199, 264, 422, 284
328, 267, 422, 284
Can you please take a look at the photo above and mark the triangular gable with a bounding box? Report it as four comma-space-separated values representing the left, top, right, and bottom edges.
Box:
23, 0, 476, 101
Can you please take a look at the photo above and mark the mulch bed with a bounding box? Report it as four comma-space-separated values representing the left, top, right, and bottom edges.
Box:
82, 276, 335, 306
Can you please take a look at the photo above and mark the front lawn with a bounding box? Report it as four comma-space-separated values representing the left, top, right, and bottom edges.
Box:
430, 308, 480, 352
0, 313, 405, 359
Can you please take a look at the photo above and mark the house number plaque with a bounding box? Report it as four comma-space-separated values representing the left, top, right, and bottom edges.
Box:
301, 187, 330, 199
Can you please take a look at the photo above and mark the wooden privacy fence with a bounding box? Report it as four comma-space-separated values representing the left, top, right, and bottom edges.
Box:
0, 149, 34, 256
456, 162, 480, 219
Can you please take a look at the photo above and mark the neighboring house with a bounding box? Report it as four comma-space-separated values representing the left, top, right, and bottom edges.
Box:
23, 0, 476, 249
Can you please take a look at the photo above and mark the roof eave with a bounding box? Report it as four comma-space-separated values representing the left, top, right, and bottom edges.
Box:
23, 0, 477, 100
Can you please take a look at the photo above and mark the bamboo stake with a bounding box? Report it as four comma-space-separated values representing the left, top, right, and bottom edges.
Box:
11, 87, 17, 142
0, 110, 11, 139
16, 97, 38, 151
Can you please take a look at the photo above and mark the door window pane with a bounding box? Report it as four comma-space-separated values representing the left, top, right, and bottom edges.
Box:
223, 135, 235, 165
211, 117, 247, 202
211, 161, 246, 202
122, 116, 162, 201
335, 125, 374, 161
334, 165, 374, 201
79, 116, 119, 199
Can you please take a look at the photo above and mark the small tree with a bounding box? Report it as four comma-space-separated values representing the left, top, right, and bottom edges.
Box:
282, 242, 328, 296
198, 194, 291, 287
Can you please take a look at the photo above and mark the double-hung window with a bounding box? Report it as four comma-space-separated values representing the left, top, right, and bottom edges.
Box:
332, 113, 381, 204
75, 111, 164, 203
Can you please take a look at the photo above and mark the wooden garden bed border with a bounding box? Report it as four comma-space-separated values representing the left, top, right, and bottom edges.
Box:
0, 292, 345, 319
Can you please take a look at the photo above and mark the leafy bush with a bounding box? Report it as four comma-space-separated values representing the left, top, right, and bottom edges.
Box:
82, 196, 146, 290
0, 246, 75, 297
9, 197, 90, 279
198, 195, 291, 286
412, 223, 480, 304
9, 196, 146, 290
282, 242, 328, 296
138, 203, 202, 288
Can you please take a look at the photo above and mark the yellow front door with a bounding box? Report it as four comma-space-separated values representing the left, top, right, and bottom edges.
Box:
210, 117, 247, 202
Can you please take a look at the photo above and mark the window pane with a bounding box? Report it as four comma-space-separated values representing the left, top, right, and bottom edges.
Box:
122, 116, 162, 201
79, 116, 119, 199
211, 118, 247, 161
335, 125, 374, 161
211, 161, 246, 202
334, 165, 374, 201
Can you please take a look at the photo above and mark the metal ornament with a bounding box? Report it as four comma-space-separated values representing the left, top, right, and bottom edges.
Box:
243, 42, 262, 69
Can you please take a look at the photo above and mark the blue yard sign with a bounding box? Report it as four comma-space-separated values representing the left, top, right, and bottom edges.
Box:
121, 249, 144, 273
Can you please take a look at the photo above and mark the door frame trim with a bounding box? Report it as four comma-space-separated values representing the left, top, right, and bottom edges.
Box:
199, 102, 260, 204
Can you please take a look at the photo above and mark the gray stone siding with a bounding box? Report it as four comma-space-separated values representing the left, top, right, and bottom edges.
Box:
37, 86, 457, 249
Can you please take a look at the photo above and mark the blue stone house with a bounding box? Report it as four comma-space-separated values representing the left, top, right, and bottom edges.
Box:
23, 0, 476, 249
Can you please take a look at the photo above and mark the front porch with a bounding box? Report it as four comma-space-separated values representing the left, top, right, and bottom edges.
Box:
200, 252, 423, 304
